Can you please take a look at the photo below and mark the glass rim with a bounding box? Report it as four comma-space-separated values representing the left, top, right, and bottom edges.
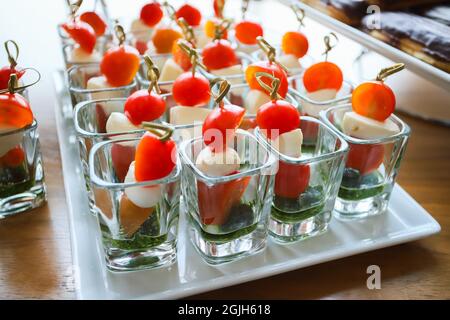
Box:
67, 63, 138, 93
254, 116, 349, 165
319, 104, 411, 145
289, 80, 354, 106
0, 119, 38, 137
89, 137, 182, 189
179, 129, 277, 184
199, 51, 255, 80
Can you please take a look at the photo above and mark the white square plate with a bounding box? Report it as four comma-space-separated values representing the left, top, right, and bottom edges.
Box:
53, 71, 440, 300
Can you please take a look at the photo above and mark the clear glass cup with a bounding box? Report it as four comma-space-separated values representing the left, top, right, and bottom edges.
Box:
255, 116, 348, 243
67, 63, 138, 107
61, 40, 108, 70
225, 83, 299, 130
0, 120, 46, 218
180, 129, 277, 265
89, 137, 181, 271
199, 51, 255, 87
320, 105, 411, 220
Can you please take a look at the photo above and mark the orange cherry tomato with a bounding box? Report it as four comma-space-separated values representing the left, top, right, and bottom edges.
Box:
197, 175, 250, 225
235, 21, 263, 45
281, 31, 309, 58
352, 81, 396, 121
202, 39, 237, 70
172, 41, 192, 71
140, 2, 164, 27
202, 103, 245, 151
134, 131, 177, 181
275, 161, 310, 198
124, 89, 166, 125
204, 18, 228, 39
62, 21, 96, 53
346, 143, 385, 175
0, 67, 25, 90
111, 144, 135, 182
245, 61, 289, 98
256, 100, 300, 140
175, 4, 202, 27
172, 72, 211, 107
0, 92, 33, 129
152, 28, 182, 54
1, 146, 25, 168
79, 11, 107, 37
100, 45, 140, 87
303, 61, 343, 92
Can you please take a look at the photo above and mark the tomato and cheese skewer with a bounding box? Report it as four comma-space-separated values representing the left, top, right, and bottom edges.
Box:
0, 40, 26, 90
130, 1, 164, 53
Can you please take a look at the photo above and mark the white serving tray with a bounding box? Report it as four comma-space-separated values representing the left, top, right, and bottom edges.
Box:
53, 71, 440, 300
284, 0, 450, 91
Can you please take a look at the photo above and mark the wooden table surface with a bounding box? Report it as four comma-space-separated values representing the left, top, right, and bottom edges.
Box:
0, 0, 449, 299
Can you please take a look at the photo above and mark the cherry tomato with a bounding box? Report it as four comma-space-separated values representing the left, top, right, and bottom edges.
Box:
124, 89, 166, 125
352, 81, 396, 121
235, 21, 263, 45
140, 2, 164, 27
245, 61, 289, 98
95, 104, 108, 133
134, 40, 149, 55
172, 41, 192, 71
202, 103, 245, 151
202, 40, 237, 70
111, 144, 136, 182
197, 175, 250, 225
0, 92, 33, 129
303, 61, 343, 92
135, 131, 177, 181
0, 67, 25, 90
346, 143, 385, 175
175, 4, 202, 27
213, 0, 225, 18
172, 72, 210, 107
281, 31, 309, 58
275, 161, 310, 198
62, 21, 96, 53
152, 28, 182, 54
79, 11, 107, 37
204, 18, 228, 39
1, 146, 25, 168
256, 100, 300, 139
100, 45, 140, 87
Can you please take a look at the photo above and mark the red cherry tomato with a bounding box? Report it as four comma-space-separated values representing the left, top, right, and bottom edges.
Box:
213, 0, 225, 18
275, 161, 310, 198
79, 11, 107, 37
175, 4, 202, 27
235, 21, 263, 45
245, 61, 288, 98
303, 61, 343, 92
140, 2, 164, 27
134, 131, 177, 181
172, 72, 210, 107
111, 144, 136, 182
100, 45, 140, 87
62, 21, 96, 53
282, 31, 309, 58
256, 100, 300, 139
1, 146, 25, 168
202, 40, 237, 70
124, 89, 166, 125
346, 143, 385, 175
134, 40, 148, 55
0, 92, 33, 129
0, 67, 25, 90
172, 41, 192, 71
202, 103, 245, 151
352, 81, 396, 121
197, 175, 250, 225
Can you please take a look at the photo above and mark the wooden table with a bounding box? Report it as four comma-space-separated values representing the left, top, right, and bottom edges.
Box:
0, 0, 449, 299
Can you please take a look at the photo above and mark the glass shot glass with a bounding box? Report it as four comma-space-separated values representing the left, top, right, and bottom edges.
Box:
320, 105, 411, 220
89, 137, 181, 272
67, 63, 138, 108
180, 129, 277, 265
0, 120, 46, 218
255, 116, 348, 243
